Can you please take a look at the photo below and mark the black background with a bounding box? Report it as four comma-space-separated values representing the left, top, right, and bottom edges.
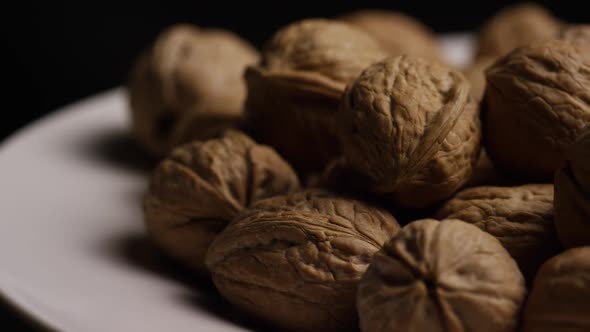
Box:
3, 1, 587, 142
1, 1, 587, 330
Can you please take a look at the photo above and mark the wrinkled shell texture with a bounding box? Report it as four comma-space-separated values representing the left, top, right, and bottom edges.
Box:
263, 19, 386, 84
205, 190, 400, 332
554, 128, 590, 249
357, 219, 526, 332
144, 131, 299, 272
340, 10, 441, 61
485, 40, 590, 180
436, 184, 559, 278
244, 19, 387, 172
128, 25, 260, 156
523, 247, 590, 332
463, 56, 496, 103
476, 3, 561, 58
339, 56, 481, 208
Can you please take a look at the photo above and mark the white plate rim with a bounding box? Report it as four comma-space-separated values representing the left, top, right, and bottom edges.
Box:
0, 89, 119, 332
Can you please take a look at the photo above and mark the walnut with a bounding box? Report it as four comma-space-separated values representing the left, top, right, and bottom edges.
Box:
244, 19, 387, 173
523, 247, 590, 332
484, 40, 590, 180
205, 190, 400, 331
339, 10, 442, 61
357, 219, 526, 332
338, 56, 481, 208
435, 184, 560, 279
143, 130, 299, 273
559, 24, 590, 44
463, 56, 496, 102
554, 127, 590, 249
476, 3, 561, 59
128, 25, 259, 157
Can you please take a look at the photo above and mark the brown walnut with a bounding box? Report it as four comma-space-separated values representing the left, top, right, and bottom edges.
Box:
436, 184, 560, 279
205, 190, 400, 332
339, 56, 481, 208
554, 127, 590, 249
462, 57, 502, 187
484, 40, 590, 180
143, 130, 299, 273
357, 219, 526, 332
463, 56, 496, 103
476, 3, 561, 59
244, 19, 387, 173
559, 24, 590, 45
128, 24, 259, 157
523, 246, 590, 332
339, 10, 442, 61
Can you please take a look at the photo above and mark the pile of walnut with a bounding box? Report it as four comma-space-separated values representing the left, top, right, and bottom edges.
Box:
128, 4, 590, 332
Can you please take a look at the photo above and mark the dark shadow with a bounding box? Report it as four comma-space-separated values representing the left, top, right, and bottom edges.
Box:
179, 293, 275, 332
78, 128, 156, 174
392, 204, 442, 226
109, 232, 216, 295
106, 232, 274, 331
0, 299, 51, 331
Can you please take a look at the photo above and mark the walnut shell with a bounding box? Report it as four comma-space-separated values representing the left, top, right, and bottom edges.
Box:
554, 127, 590, 249
559, 24, 590, 45
143, 130, 299, 272
128, 25, 259, 157
485, 39, 590, 180
476, 3, 561, 59
340, 10, 442, 61
357, 219, 526, 332
339, 56, 481, 208
244, 19, 387, 173
436, 184, 560, 279
205, 190, 400, 331
463, 56, 496, 103
523, 246, 590, 332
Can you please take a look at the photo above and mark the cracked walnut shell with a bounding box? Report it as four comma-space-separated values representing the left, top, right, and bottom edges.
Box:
554, 127, 590, 249
476, 3, 561, 59
205, 190, 400, 331
340, 10, 442, 61
357, 219, 526, 332
436, 184, 560, 279
523, 247, 590, 332
339, 56, 481, 208
244, 19, 387, 172
128, 24, 259, 157
484, 40, 590, 180
143, 131, 299, 273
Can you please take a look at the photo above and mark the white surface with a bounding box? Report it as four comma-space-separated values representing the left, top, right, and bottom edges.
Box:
440, 33, 475, 67
0, 34, 473, 331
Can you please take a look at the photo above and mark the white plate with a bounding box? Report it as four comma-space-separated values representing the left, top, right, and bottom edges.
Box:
0, 34, 473, 332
